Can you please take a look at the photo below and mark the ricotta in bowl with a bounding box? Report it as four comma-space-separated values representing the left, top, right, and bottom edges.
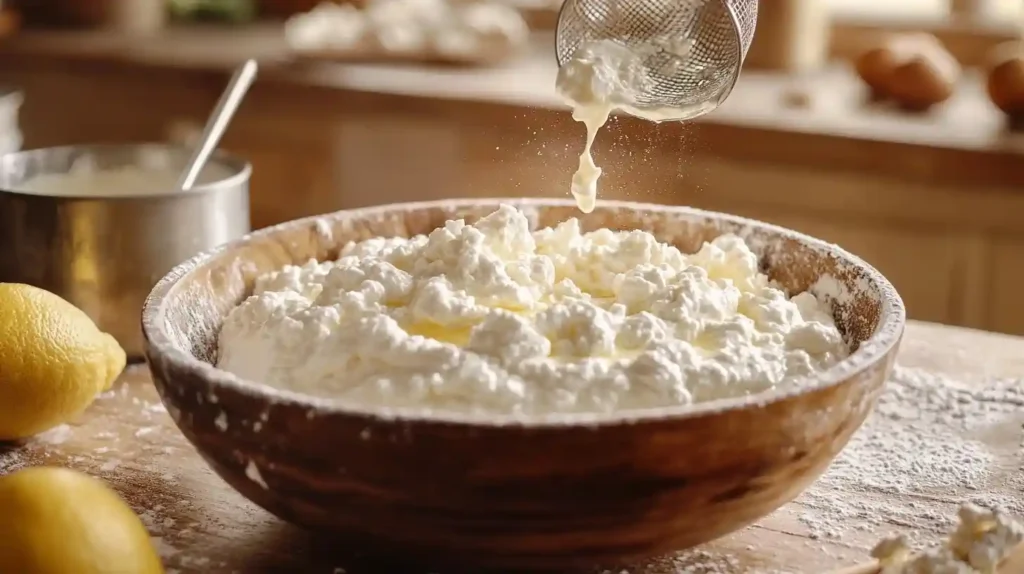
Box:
216, 204, 848, 416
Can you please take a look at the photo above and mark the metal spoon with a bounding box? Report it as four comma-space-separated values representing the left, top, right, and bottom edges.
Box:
177, 59, 258, 191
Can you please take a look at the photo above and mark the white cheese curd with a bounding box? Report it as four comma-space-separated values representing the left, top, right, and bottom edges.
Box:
284, 0, 528, 61
16, 156, 229, 197
217, 205, 849, 416
556, 39, 717, 214
19, 167, 181, 197
872, 504, 1024, 573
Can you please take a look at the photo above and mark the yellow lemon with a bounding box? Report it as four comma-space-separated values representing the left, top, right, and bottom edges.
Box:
0, 466, 164, 574
0, 283, 125, 440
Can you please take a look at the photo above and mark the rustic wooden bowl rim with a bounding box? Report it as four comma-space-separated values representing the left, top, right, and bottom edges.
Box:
142, 198, 906, 428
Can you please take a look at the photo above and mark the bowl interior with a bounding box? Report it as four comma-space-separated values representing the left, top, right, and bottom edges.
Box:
144, 198, 904, 421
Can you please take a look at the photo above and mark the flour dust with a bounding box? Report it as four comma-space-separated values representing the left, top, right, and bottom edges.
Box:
796, 365, 1024, 541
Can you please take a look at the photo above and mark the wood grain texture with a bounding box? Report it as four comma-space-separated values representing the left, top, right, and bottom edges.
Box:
141, 198, 904, 570
1, 320, 1019, 573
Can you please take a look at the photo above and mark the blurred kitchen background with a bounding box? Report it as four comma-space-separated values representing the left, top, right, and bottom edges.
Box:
0, 0, 1022, 335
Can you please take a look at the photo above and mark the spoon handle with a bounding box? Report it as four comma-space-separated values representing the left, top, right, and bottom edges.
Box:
177, 58, 258, 191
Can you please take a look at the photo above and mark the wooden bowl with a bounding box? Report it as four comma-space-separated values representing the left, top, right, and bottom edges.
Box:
142, 198, 905, 571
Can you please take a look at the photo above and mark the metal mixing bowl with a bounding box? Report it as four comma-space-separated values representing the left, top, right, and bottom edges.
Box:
0, 143, 251, 358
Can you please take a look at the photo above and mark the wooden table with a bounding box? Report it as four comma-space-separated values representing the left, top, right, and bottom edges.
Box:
1, 320, 1021, 574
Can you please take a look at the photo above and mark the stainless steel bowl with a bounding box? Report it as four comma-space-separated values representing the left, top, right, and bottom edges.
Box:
0, 144, 251, 359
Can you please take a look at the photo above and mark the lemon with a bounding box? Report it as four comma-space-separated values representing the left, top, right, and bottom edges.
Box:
0, 283, 125, 440
0, 467, 164, 574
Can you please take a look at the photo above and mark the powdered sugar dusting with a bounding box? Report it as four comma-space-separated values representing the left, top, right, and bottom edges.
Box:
796, 365, 1024, 541
810, 274, 856, 307
0, 449, 24, 474
35, 424, 74, 445
600, 550, 742, 573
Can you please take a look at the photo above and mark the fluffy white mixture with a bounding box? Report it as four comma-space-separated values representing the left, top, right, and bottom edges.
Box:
217, 205, 848, 416
555, 39, 714, 214
872, 504, 1024, 573
17, 155, 225, 197
284, 0, 528, 62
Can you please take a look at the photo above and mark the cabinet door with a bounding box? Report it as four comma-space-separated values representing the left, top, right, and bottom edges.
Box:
989, 240, 1024, 336
228, 113, 338, 227
237, 147, 330, 229
333, 114, 460, 207
169, 115, 336, 229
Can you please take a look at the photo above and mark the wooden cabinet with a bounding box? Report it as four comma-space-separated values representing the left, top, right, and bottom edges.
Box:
6, 62, 1024, 335
989, 240, 1024, 335
219, 109, 338, 228
332, 113, 461, 207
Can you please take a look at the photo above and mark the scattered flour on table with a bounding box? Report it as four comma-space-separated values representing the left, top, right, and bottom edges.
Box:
598, 551, 742, 574
0, 449, 24, 474
585, 365, 1022, 574
137, 496, 231, 572
796, 365, 1024, 540
646, 551, 741, 574
35, 424, 73, 445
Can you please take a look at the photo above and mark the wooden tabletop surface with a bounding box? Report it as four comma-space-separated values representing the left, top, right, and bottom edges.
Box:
0, 319, 1021, 574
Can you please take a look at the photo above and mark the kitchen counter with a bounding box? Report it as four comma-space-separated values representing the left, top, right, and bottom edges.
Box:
1, 25, 1024, 187
1, 320, 1021, 573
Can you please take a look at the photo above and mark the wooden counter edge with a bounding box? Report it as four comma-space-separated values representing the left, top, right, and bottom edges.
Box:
1, 29, 1023, 190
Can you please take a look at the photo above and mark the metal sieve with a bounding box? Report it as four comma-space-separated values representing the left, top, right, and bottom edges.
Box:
555, 0, 758, 120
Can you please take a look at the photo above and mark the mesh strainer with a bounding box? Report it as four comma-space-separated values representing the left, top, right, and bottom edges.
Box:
555, 0, 757, 120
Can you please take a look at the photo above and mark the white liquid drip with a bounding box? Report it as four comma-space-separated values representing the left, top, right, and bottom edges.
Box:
556, 40, 717, 213
568, 100, 611, 214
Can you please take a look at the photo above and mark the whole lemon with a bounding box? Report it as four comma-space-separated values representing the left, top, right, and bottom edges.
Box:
0, 283, 125, 440
0, 467, 164, 574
